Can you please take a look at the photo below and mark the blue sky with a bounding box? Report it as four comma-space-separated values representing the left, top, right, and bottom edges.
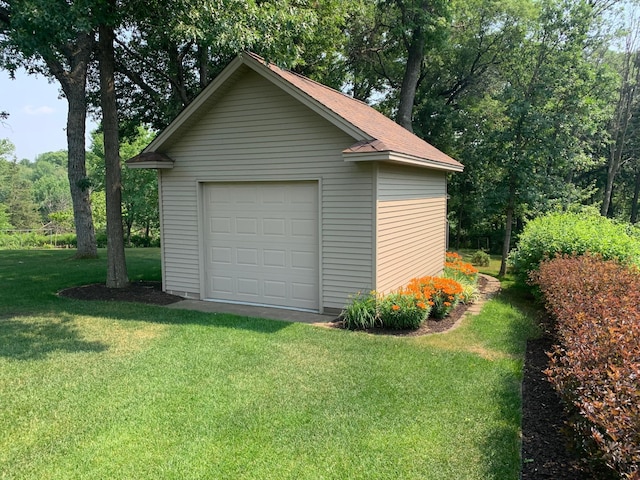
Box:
0, 69, 97, 162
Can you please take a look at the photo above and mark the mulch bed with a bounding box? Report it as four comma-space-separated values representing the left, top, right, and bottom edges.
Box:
58, 281, 183, 306
58, 276, 605, 479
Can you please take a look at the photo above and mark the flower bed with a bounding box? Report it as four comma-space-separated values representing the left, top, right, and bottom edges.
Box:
341, 253, 478, 330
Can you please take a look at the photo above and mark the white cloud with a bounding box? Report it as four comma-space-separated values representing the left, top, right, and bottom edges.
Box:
23, 105, 55, 115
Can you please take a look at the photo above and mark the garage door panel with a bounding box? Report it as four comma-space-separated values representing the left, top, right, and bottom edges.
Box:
263, 249, 286, 267
236, 248, 259, 266
291, 251, 316, 270
210, 217, 231, 234
211, 275, 233, 294
263, 218, 286, 236
236, 217, 258, 234
211, 246, 232, 264
204, 181, 319, 311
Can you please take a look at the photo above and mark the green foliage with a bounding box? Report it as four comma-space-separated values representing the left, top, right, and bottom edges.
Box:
0, 156, 40, 229
510, 211, 640, 279
532, 255, 640, 478
470, 250, 491, 267
340, 291, 379, 330
0, 203, 12, 230
377, 291, 430, 330
0, 231, 76, 249
342, 271, 470, 330
88, 127, 158, 242
29, 151, 72, 219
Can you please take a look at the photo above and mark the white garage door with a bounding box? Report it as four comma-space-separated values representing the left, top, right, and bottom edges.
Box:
203, 181, 319, 311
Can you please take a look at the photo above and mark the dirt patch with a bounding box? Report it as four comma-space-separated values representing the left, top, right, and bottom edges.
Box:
58, 281, 183, 306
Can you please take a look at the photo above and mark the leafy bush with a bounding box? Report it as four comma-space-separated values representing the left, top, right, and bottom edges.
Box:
341, 292, 379, 330
458, 283, 478, 305
470, 250, 491, 267
444, 251, 478, 284
377, 291, 430, 329
406, 276, 464, 319
0, 232, 76, 249
128, 234, 161, 248
510, 211, 640, 281
532, 255, 640, 478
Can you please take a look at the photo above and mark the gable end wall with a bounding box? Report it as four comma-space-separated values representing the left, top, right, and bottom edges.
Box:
158, 70, 374, 310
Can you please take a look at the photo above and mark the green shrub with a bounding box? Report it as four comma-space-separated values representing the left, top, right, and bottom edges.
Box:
129, 234, 160, 248
406, 276, 464, 319
377, 292, 430, 329
444, 252, 478, 285
510, 211, 640, 281
532, 255, 640, 478
341, 292, 379, 330
470, 250, 490, 267
458, 283, 478, 304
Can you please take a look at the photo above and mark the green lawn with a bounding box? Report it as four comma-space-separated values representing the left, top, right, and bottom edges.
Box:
0, 249, 539, 479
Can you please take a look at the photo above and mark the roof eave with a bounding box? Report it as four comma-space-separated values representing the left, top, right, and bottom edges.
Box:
343, 150, 464, 173
125, 152, 175, 169
126, 161, 174, 169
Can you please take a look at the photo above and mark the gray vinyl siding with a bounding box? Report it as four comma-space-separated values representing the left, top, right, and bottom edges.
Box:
159, 69, 373, 310
375, 163, 447, 294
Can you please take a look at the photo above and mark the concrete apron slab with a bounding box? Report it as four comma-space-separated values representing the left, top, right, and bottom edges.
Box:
166, 299, 338, 324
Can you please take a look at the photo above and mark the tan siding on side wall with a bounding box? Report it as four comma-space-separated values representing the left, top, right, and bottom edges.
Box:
159, 68, 374, 310
375, 163, 447, 294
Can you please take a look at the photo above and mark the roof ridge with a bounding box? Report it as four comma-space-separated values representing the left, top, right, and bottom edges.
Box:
244, 51, 373, 109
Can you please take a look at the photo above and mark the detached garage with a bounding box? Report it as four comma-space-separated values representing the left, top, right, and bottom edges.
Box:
128, 52, 463, 314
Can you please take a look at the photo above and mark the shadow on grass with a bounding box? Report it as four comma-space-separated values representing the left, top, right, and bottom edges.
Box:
475, 283, 543, 479
58, 298, 294, 335
0, 314, 108, 361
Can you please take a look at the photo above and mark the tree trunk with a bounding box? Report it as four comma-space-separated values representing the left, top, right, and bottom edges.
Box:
99, 16, 129, 288
601, 151, 621, 216
53, 33, 98, 259
395, 28, 425, 132
197, 42, 209, 89
631, 169, 640, 224
499, 186, 516, 277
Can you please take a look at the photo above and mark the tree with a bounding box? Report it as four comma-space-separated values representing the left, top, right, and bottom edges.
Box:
0, 147, 40, 230
0, 0, 98, 257
110, 0, 360, 134
98, 0, 128, 288
487, 0, 614, 275
386, 0, 451, 131
89, 127, 159, 243
601, 15, 640, 216
30, 151, 72, 221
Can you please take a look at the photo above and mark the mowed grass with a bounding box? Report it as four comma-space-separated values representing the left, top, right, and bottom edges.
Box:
0, 249, 540, 479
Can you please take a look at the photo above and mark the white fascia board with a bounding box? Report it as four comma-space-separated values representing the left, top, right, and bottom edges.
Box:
343, 151, 464, 173
126, 161, 174, 169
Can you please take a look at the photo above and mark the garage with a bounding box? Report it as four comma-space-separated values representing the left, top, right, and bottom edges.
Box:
203, 181, 319, 311
128, 52, 462, 313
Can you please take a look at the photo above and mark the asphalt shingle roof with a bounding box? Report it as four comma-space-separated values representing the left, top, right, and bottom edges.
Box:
246, 52, 463, 171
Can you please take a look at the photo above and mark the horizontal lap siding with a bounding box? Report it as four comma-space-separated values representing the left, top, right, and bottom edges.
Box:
160, 69, 373, 309
376, 164, 447, 294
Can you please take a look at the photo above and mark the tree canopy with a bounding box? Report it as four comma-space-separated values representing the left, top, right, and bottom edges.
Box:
1, 0, 639, 270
